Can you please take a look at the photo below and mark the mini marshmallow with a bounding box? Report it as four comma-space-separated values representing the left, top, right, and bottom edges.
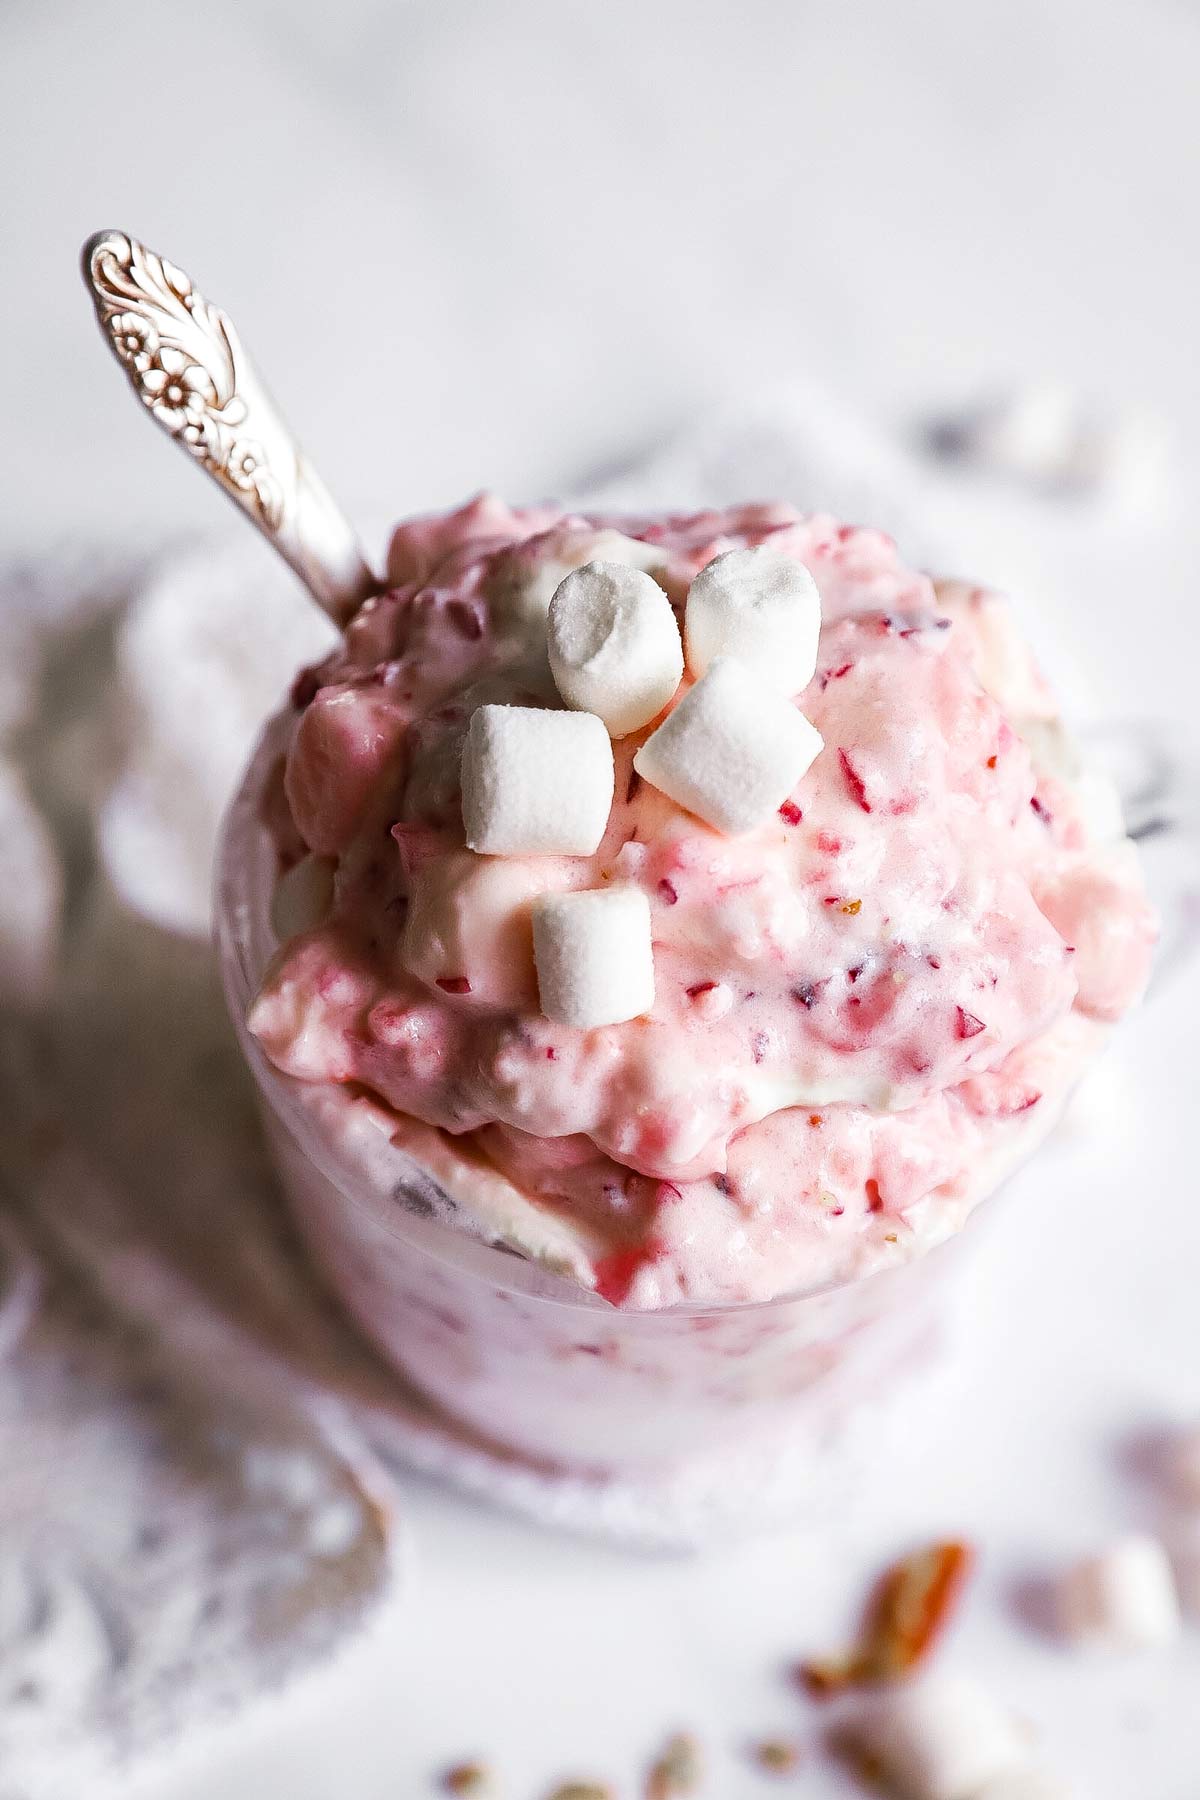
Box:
462, 705, 614, 857
633, 657, 822, 835
548, 561, 683, 737
493, 527, 668, 639
849, 1675, 1026, 1800
927, 386, 1171, 515
270, 853, 335, 941
684, 545, 821, 695
1058, 1534, 1181, 1649
531, 886, 654, 1028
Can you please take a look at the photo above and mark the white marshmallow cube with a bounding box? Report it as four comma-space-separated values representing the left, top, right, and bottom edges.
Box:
633, 657, 822, 835
493, 527, 667, 639
462, 705, 614, 857
270, 853, 335, 941
851, 1675, 1026, 1800
548, 561, 683, 738
532, 887, 654, 1028
685, 545, 821, 695
970, 383, 1083, 485
1058, 1534, 1181, 1649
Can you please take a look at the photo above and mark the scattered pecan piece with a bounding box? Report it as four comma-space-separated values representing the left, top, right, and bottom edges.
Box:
751, 1736, 805, 1774
796, 1540, 976, 1697
442, 1763, 489, 1795
644, 1731, 702, 1797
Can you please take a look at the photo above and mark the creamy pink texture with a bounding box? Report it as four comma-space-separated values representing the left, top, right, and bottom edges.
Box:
248, 497, 1154, 1307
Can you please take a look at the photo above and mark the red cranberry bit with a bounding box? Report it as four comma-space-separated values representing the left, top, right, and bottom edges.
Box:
686, 980, 718, 999
290, 665, 322, 709
808, 1113, 823, 1127
778, 798, 803, 825
626, 767, 642, 804
657, 878, 679, 905
593, 1246, 646, 1306
829, 661, 854, 680
846, 963, 864, 984
713, 1173, 734, 1196
545, 1046, 558, 1060
865, 1178, 883, 1211
986, 754, 998, 769
926, 954, 941, 970
445, 598, 484, 640
436, 976, 472, 995
839, 748, 872, 813
1030, 794, 1053, 823
955, 1006, 986, 1039
816, 831, 843, 855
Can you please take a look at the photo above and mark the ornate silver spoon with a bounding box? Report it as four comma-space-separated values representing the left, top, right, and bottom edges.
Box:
81, 230, 377, 625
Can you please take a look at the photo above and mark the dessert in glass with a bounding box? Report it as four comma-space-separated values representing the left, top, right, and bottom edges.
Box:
216, 496, 1154, 1474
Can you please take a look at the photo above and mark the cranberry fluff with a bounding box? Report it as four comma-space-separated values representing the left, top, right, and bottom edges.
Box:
247, 497, 1154, 1310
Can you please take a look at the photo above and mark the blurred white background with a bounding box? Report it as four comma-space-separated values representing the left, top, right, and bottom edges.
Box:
3, 2, 1200, 1796
3, 0, 1198, 545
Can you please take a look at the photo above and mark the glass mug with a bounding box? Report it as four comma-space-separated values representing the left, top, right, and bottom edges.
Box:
216, 716, 1191, 1476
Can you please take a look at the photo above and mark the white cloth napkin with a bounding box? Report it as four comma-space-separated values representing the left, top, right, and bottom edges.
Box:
0, 382, 1181, 1798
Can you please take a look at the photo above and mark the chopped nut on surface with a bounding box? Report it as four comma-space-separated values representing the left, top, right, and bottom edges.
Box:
546, 1785, 615, 1800
441, 1762, 489, 1795
798, 1540, 976, 1696
644, 1730, 703, 1796
751, 1736, 805, 1774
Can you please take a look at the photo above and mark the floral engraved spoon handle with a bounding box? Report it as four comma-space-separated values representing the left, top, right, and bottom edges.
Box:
82, 230, 377, 625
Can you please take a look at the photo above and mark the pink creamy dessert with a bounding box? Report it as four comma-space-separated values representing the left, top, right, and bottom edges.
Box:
248, 496, 1154, 1312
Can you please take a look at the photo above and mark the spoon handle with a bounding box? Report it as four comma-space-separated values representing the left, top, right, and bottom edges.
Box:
82, 230, 376, 625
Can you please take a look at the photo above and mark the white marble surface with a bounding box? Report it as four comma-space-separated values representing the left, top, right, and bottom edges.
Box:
4, 0, 1200, 1794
